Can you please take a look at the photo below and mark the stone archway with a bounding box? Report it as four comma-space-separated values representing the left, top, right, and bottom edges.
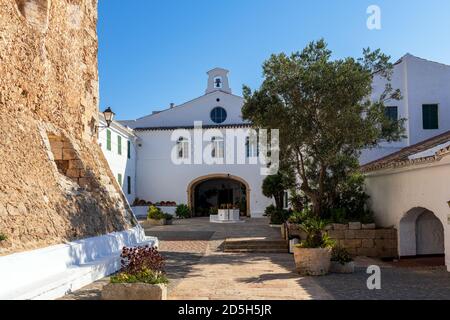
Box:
399, 207, 445, 257
187, 174, 251, 217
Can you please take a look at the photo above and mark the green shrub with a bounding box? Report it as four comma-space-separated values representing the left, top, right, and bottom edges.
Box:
0, 233, 7, 242
331, 246, 353, 265
175, 204, 191, 219
147, 205, 165, 220
297, 216, 335, 249
288, 208, 312, 224
265, 205, 290, 225
209, 207, 218, 215
164, 213, 173, 221
111, 268, 168, 285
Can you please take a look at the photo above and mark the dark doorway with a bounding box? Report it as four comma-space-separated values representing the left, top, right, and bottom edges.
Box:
193, 178, 247, 217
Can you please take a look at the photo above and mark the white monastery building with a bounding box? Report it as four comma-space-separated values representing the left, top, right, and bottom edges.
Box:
361, 54, 450, 165
104, 68, 273, 218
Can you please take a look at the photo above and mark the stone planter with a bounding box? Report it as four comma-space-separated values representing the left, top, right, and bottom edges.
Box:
142, 218, 167, 227
289, 238, 299, 254
293, 247, 331, 276
102, 283, 167, 300
165, 219, 173, 225
330, 261, 355, 274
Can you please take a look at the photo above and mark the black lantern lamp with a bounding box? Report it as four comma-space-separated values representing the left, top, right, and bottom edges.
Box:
103, 107, 115, 127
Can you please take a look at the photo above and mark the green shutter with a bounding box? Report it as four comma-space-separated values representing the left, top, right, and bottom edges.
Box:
118, 173, 122, 187
118, 136, 122, 155
127, 141, 131, 159
423, 104, 439, 129
127, 176, 131, 195
106, 130, 111, 151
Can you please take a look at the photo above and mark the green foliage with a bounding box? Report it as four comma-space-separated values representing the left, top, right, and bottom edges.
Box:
0, 233, 7, 242
289, 192, 306, 212
331, 246, 353, 265
147, 206, 165, 220
287, 208, 312, 224
242, 39, 405, 217
111, 268, 168, 285
210, 207, 218, 215
297, 216, 335, 249
175, 204, 191, 219
264, 205, 290, 225
164, 213, 173, 221
262, 173, 294, 210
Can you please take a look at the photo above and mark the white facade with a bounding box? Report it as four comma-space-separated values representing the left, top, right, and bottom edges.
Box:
364, 140, 450, 272
360, 54, 450, 165
98, 114, 137, 204
119, 68, 273, 217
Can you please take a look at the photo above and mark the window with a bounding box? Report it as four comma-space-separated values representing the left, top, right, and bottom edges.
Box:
385, 106, 398, 122
211, 137, 224, 158
118, 136, 122, 155
106, 130, 112, 151
283, 191, 289, 209
117, 173, 123, 187
210, 107, 227, 124
127, 176, 131, 195
127, 141, 131, 159
423, 104, 439, 130
177, 137, 189, 159
246, 136, 259, 158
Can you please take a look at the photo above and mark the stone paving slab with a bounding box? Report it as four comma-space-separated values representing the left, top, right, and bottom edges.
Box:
63, 217, 450, 300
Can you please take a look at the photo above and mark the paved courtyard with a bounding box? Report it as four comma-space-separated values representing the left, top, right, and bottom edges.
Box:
63, 218, 450, 300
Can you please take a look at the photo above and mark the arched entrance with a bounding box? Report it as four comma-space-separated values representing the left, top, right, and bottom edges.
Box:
399, 207, 445, 257
187, 174, 250, 217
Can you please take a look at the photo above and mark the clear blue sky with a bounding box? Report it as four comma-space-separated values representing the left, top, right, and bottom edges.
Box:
98, 0, 450, 120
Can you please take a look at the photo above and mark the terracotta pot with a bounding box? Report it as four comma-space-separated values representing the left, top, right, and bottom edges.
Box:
293, 247, 331, 276
330, 261, 355, 274
102, 283, 167, 300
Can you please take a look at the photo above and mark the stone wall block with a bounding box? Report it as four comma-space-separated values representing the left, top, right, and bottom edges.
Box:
348, 222, 362, 230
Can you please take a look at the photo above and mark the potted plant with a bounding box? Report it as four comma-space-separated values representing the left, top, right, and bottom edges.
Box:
164, 213, 173, 225
146, 205, 166, 226
0, 233, 7, 242
330, 246, 355, 274
175, 204, 191, 219
293, 217, 335, 276
102, 246, 168, 300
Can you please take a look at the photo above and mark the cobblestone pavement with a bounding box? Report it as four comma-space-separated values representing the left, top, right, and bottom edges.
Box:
63, 218, 450, 300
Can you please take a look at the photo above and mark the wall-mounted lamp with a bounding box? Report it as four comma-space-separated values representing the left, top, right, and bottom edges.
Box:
97, 107, 115, 130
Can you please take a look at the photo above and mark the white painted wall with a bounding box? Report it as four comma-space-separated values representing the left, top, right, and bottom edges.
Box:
135, 129, 272, 217
98, 116, 137, 204
360, 54, 450, 165
365, 156, 450, 271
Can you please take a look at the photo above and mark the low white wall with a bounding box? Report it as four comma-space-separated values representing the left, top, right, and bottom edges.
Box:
365, 157, 450, 271
0, 226, 158, 300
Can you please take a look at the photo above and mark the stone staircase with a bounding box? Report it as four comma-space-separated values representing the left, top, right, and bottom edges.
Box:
223, 238, 289, 253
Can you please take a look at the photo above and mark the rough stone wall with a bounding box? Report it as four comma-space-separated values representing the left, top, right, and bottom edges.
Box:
0, 0, 135, 255
287, 222, 398, 258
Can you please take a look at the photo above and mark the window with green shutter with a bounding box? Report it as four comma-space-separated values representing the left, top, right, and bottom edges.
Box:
118, 136, 122, 155
106, 130, 112, 151
127, 176, 131, 195
422, 104, 439, 130
118, 173, 122, 187
127, 141, 131, 159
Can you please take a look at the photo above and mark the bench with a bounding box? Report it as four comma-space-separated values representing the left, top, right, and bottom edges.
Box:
0, 226, 158, 300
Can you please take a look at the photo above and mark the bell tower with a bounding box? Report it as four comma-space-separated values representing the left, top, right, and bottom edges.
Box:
206, 68, 231, 94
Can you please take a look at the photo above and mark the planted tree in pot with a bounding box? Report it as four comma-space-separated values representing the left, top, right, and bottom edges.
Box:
293, 217, 335, 276
102, 246, 168, 300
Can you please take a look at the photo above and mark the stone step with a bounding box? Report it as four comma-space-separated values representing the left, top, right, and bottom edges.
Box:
223, 239, 289, 253
224, 248, 289, 253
